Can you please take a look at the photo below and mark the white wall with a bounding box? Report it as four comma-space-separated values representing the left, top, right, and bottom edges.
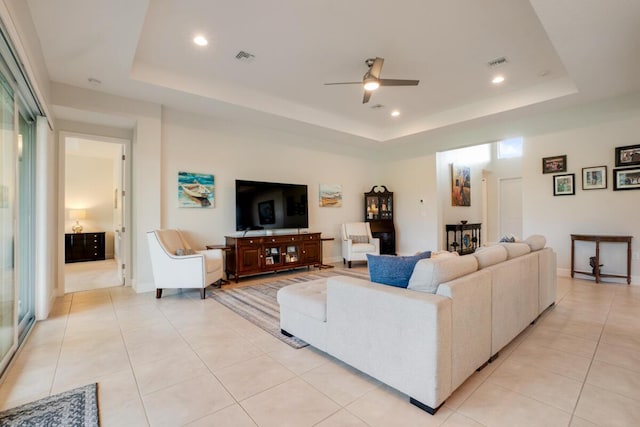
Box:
160, 108, 376, 275
523, 113, 640, 283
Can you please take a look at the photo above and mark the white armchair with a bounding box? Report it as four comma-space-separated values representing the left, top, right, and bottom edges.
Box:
147, 229, 223, 299
341, 222, 380, 268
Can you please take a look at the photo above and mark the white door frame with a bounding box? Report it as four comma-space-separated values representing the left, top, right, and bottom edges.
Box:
58, 131, 132, 294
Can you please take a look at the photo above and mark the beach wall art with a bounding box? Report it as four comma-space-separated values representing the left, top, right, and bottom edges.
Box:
178, 171, 215, 208
319, 184, 343, 207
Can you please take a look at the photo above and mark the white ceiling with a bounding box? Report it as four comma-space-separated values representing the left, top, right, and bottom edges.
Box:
25, 0, 640, 145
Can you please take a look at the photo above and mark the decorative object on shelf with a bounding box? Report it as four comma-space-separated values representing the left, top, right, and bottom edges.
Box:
589, 256, 603, 275
582, 165, 607, 190
460, 220, 468, 224
553, 173, 575, 196
542, 155, 567, 174
451, 164, 471, 206
364, 185, 395, 255
614, 144, 640, 167
613, 167, 640, 191
178, 171, 214, 208
319, 184, 342, 207
446, 223, 481, 254
69, 209, 86, 233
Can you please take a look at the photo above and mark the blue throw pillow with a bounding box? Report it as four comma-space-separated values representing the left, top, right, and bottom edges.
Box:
367, 251, 432, 288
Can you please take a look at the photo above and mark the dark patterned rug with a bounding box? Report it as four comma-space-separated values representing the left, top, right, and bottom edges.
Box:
208, 269, 369, 348
0, 383, 99, 426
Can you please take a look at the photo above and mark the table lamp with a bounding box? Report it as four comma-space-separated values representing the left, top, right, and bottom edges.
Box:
69, 209, 86, 233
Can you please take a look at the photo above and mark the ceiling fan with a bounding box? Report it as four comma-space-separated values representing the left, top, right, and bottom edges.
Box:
324, 57, 419, 104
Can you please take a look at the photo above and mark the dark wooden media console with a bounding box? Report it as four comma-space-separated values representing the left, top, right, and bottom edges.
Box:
225, 233, 322, 282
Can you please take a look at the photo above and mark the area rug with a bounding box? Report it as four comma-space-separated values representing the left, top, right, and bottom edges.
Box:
208, 269, 369, 348
0, 383, 99, 426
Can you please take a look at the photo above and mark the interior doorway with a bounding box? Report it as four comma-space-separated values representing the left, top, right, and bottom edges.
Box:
498, 177, 523, 239
62, 134, 129, 293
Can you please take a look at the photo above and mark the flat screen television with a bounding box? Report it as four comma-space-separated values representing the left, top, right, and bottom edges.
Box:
235, 180, 309, 231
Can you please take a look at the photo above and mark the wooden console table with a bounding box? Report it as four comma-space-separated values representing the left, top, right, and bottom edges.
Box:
570, 234, 632, 284
446, 223, 481, 255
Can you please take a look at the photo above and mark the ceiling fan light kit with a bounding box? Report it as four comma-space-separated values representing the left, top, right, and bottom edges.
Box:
325, 57, 419, 103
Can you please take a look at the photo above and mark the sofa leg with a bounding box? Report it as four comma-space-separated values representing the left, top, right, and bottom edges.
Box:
281, 329, 293, 337
156, 289, 162, 299
476, 361, 489, 372
200, 289, 206, 299
489, 352, 499, 363
348, 261, 352, 268
409, 397, 442, 415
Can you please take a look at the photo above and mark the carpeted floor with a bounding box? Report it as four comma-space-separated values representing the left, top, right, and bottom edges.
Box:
208, 269, 369, 348
0, 383, 98, 427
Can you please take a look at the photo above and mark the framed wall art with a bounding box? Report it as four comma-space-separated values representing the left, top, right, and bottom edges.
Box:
319, 184, 342, 207
542, 155, 567, 174
451, 163, 471, 206
613, 167, 640, 191
614, 144, 640, 167
582, 166, 607, 190
553, 173, 575, 196
178, 171, 214, 208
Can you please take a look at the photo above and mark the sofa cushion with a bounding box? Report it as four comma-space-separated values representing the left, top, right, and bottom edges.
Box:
408, 255, 478, 294
351, 243, 376, 253
277, 279, 327, 322
175, 248, 196, 256
349, 234, 369, 244
473, 245, 508, 269
524, 235, 546, 251
430, 250, 460, 259
500, 242, 531, 259
367, 251, 432, 288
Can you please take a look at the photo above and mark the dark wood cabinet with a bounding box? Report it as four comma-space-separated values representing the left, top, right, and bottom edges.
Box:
364, 186, 395, 255
445, 223, 481, 255
225, 233, 322, 282
65, 232, 106, 263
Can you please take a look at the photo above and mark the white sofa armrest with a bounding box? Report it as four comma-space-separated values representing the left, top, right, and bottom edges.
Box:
326, 276, 452, 410
436, 269, 492, 389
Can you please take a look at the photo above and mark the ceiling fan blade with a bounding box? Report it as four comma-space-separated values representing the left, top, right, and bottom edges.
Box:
362, 90, 372, 104
369, 57, 384, 79
379, 79, 419, 86
324, 82, 362, 85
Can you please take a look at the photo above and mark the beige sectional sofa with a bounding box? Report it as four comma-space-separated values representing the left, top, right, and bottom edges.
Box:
277, 236, 556, 414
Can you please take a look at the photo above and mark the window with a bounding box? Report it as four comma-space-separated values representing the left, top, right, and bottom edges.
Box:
497, 137, 523, 159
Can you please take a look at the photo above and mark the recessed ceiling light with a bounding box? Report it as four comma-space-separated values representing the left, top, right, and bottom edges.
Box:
391, 110, 400, 117
193, 35, 208, 46
492, 75, 505, 84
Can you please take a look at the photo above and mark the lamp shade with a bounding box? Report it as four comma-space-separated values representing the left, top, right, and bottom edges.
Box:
69, 209, 86, 220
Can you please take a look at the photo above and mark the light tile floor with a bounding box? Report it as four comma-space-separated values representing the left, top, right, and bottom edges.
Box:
1, 265, 640, 426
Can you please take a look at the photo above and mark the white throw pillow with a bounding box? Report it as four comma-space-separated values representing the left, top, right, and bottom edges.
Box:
408, 255, 478, 294
474, 245, 508, 269
524, 235, 546, 251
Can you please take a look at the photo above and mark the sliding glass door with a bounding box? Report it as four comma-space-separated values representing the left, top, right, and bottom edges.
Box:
0, 71, 15, 372
17, 109, 35, 342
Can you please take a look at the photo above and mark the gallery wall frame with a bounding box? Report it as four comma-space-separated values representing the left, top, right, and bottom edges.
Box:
582, 166, 607, 190
542, 155, 567, 174
614, 144, 640, 167
613, 167, 640, 191
553, 173, 575, 196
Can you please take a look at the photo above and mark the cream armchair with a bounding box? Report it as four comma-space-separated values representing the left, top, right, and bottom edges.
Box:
341, 222, 380, 268
147, 229, 223, 299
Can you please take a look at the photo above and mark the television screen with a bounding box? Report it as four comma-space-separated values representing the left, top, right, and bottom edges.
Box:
235, 180, 309, 231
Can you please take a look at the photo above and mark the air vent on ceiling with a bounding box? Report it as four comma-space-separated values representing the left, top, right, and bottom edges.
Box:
487, 57, 508, 68
370, 104, 385, 109
235, 51, 255, 62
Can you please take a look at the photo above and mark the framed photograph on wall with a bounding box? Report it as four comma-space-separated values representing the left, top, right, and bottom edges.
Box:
615, 144, 640, 167
582, 166, 607, 190
542, 155, 567, 174
553, 173, 575, 196
613, 167, 640, 191
178, 171, 215, 208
